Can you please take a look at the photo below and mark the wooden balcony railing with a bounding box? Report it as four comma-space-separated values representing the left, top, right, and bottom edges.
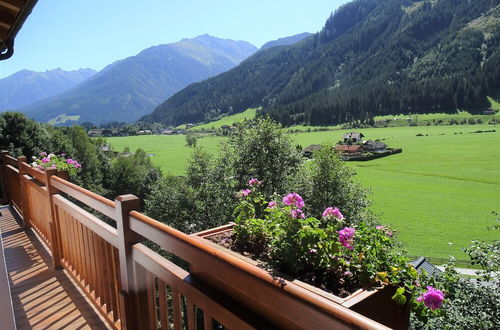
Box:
0, 152, 390, 330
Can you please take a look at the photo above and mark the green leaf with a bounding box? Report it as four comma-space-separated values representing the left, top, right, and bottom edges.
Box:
391, 287, 407, 305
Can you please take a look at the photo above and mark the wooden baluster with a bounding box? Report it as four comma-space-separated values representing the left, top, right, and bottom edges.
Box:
157, 279, 169, 330
172, 289, 182, 330
187, 300, 196, 330
0, 151, 10, 204
46, 168, 65, 270
115, 194, 142, 329
17, 156, 30, 228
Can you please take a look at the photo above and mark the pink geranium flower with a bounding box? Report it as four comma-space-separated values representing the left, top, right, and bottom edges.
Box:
417, 286, 445, 310
237, 189, 251, 198
338, 227, 356, 250
268, 201, 277, 209
282, 193, 305, 209
322, 207, 344, 220
290, 208, 305, 219
41, 157, 50, 163
248, 178, 262, 186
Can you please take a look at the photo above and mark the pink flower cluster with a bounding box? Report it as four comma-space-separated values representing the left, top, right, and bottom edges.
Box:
248, 178, 262, 186
283, 193, 306, 219
237, 189, 251, 198
417, 286, 445, 310
66, 158, 81, 168
282, 193, 305, 209
338, 227, 356, 250
268, 201, 277, 209
376, 225, 393, 237
322, 207, 344, 220
290, 208, 305, 219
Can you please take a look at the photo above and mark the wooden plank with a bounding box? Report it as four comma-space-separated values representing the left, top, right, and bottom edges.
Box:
50, 176, 116, 220
132, 245, 253, 329
187, 300, 196, 330
172, 289, 182, 330
0, 206, 111, 329
0, 0, 25, 12
129, 212, 386, 330
83, 226, 95, 294
146, 272, 157, 330
101, 239, 114, 316
133, 262, 151, 329
3, 155, 18, 167
52, 195, 118, 247
158, 279, 169, 330
204, 314, 214, 330
75, 220, 86, 287
110, 246, 121, 322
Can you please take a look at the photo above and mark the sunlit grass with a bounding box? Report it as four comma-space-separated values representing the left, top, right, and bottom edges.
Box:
107, 124, 500, 259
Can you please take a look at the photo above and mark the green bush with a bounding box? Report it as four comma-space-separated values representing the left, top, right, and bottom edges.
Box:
293, 145, 373, 225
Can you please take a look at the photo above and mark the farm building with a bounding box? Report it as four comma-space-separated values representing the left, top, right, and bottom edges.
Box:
343, 132, 364, 144
363, 140, 387, 153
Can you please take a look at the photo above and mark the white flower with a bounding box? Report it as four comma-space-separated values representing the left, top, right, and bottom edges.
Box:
31, 162, 37, 167
48, 153, 56, 159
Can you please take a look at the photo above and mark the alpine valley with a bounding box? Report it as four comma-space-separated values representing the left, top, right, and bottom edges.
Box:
145, 0, 500, 126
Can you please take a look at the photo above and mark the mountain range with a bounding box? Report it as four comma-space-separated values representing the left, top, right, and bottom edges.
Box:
0, 68, 96, 110
145, 0, 500, 126
19, 35, 257, 124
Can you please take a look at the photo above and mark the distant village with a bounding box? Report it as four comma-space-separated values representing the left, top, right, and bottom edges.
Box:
86, 123, 239, 137
303, 132, 402, 161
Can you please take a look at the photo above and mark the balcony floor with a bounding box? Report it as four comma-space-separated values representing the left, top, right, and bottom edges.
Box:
0, 206, 110, 329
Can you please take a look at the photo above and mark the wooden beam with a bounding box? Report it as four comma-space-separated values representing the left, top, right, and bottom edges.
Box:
0, 0, 24, 12
0, 9, 17, 27
0, 27, 6, 41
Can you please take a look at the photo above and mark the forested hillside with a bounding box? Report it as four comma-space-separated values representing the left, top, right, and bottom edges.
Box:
145, 0, 500, 126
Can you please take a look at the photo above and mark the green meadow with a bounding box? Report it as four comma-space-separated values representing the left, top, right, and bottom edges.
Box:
108, 124, 500, 259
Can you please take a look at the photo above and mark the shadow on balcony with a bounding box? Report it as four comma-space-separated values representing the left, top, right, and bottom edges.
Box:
0, 206, 110, 329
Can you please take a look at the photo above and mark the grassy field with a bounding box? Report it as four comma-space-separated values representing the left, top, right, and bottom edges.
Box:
108, 134, 224, 175
181, 108, 257, 130
374, 111, 498, 125
108, 124, 500, 259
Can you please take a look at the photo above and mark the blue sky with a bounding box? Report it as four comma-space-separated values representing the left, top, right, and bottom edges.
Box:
0, 0, 348, 78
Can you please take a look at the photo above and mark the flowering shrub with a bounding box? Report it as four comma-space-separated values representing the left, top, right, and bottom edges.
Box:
233, 178, 424, 302
31, 152, 81, 177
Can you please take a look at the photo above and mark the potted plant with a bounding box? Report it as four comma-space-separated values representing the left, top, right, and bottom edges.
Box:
194, 178, 419, 329
30, 152, 81, 179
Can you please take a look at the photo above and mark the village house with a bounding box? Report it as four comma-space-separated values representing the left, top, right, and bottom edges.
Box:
87, 128, 101, 137
363, 140, 387, 153
335, 144, 363, 155
483, 108, 496, 115
343, 132, 364, 144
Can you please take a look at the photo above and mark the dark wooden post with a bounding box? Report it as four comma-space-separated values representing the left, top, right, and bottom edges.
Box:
115, 194, 142, 329
0, 151, 9, 204
45, 168, 64, 269
17, 156, 31, 228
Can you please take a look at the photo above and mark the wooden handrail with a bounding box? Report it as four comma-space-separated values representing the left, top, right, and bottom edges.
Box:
19, 161, 46, 184
2, 154, 17, 167
52, 194, 119, 247
50, 175, 116, 219
0, 153, 393, 330
129, 211, 389, 329
132, 244, 255, 329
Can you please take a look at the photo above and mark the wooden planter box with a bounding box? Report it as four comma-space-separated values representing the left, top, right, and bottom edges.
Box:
193, 223, 410, 330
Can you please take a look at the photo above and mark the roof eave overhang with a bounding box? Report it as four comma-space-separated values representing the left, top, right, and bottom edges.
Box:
0, 0, 38, 60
